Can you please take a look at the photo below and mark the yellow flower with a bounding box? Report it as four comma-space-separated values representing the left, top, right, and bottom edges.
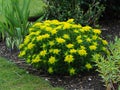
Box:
80, 46, 86, 49
66, 44, 74, 48
40, 50, 47, 56
55, 25, 62, 30
74, 30, 79, 33
86, 38, 91, 42
30, 31, 40, 36
37, 36, 43, 41
19, 44, 24, 49
89, 45, 97, 50
102, 47, 107, 51
67, 19, 74, 23
70, 49, 77, 54
76, 36, 81, 40
42, 34, 50, 39
50, 29, 57, 35
93, 29, 101, 34
69, 68, 76, 75
56, 37, 66, 44
93, 42, 98, 46
44, 20, 51, 23
78, 49, 87, 56
19, 51, 26, 57
82, 26, 92, 31
92, 35, 98, 40
63, 34, 70, 39
33, 22, 41, 27
28, 43, 35, 49
45, 27, 52, 31
40, 25, 46, 29
29, 28, 34, 32
48, 67, 53, 74
85, 63, 92, 70
49, 49, 53, 53
51, 20, 60, 25
102, 40, 108, 45
48, 56, 56, 64
49, 41, 55, 46
63, 22, 71, 29
77, 39, 83, 44
24, 36, 30, 44
53, 49, 60, 54
32, 55, 41, 63
64, 55, 74, 63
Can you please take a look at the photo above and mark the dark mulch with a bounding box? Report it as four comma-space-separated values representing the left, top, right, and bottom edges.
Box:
0, 19, 120, 90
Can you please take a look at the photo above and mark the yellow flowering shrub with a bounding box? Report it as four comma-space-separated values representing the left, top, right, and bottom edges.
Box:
19, 19, 108, 75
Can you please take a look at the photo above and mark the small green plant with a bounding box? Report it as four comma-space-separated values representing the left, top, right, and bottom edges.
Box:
93, 36, 120, 90
19, 19, 108, 75
44, 0, 105, 26
0, 0, 30, 50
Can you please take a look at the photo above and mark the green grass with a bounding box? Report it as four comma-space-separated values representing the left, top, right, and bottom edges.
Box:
0, 57, 64, 90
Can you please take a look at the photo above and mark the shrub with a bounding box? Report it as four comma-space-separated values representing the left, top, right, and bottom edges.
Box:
93, 37, 120, 90
44, 0, 105, 26
19, 19, 108, 75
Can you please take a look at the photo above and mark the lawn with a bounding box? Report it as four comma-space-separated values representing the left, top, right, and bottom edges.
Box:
0, 57, 64, 90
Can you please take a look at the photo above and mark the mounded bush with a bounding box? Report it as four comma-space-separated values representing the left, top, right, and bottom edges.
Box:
19, 19, 108, 75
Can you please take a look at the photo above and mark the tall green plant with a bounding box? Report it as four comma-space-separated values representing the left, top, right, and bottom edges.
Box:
0, 0, 30, 50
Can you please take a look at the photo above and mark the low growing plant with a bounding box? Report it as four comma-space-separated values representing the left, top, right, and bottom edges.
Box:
19, 19, 108, 75
93, 37, 120, 90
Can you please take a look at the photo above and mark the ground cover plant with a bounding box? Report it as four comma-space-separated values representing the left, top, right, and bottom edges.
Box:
19, 19, 108, 75
0, 57, 64, 90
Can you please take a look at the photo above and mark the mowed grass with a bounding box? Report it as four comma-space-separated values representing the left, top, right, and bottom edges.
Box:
0, 57, 64, 90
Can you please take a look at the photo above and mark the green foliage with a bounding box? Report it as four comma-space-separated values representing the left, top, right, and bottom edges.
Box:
44, 0, 105, 26
0, 0, 30, 50
93, 36, 120, 90
19, 19, 108, 75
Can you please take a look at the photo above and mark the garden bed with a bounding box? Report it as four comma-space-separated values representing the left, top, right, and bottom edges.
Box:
0, 19, 120, 90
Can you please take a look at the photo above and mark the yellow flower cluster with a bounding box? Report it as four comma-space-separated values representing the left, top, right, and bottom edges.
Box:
89, 45, 97, 50
78, 49, 87, 56
64, 55, 74, 63
56, 37, 66, 44
48, 56, 56, 64
85, 63, 92, 70
66, 44, 74, 48
19, 19, 108, 75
